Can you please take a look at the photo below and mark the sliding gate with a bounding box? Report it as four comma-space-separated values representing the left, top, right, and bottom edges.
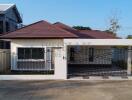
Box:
68, 46, 128, 77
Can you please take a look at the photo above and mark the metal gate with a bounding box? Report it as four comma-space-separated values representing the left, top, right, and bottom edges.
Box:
68, 46, 128, 77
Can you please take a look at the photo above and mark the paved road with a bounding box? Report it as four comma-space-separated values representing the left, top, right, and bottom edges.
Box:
0, 80, 132, 100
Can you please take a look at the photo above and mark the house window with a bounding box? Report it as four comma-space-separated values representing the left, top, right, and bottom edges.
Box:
89, 48, 94, 62
0, 21, 3, 34
5, 41, 10, 49
32, 48, 44, 59
18, 48, 44, 59
0, 40, 10, 49
0, 40, 4, 49
6, 22, 10, 32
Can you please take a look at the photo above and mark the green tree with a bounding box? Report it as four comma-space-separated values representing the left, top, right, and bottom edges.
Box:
127, 35, 132, 39
73, 26, 92, 30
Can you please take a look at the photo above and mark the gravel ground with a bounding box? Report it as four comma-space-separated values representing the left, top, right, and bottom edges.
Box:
0, 80, 132, 100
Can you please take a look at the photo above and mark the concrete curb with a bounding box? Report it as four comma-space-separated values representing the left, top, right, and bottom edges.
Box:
0, 75, 132, 80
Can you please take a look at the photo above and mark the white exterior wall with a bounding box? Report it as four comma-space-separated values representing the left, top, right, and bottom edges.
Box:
2, 38, 131, 80
64, 39, 132, 46
10, 39, 67, 79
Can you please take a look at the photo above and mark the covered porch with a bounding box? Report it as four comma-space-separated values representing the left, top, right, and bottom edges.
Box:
64, 39, 132, 78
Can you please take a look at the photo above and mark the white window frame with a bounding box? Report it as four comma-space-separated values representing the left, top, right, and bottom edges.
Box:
17, 47, 45, 61
16, 46, 63, 70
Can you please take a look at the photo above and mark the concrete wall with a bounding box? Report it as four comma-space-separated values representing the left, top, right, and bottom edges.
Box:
11, 39, 67, 79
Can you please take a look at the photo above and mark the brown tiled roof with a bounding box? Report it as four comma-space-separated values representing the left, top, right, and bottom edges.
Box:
1, 20, 118, 39
53, 22, 118, 39
53, 22, 93, 38
79, 30, 118, 39
1, 20, 78, 39
53, 22, 77, 33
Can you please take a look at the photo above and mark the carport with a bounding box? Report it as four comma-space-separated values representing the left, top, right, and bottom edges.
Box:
64, 39, 132, 78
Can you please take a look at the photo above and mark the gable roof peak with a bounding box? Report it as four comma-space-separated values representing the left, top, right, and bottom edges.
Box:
0, 4, 15, 12
0, 20, 78, 39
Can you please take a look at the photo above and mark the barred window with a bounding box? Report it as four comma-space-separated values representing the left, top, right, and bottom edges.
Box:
18, 48, 44, 59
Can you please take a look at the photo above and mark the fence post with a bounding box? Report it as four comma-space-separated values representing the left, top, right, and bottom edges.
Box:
127, 46, 132, 75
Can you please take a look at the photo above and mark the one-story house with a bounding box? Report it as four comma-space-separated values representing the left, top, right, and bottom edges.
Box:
0, 20, 132, 79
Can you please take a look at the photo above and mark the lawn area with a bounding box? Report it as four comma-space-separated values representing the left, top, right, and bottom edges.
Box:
0, 80, 132, 100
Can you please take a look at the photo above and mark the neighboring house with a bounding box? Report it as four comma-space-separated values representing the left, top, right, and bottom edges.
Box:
0, 20, 131, 79
0, 4, 22, 49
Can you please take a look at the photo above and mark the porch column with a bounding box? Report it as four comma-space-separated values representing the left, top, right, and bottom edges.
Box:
127, 46, 132, 75
63, 44, 68, 79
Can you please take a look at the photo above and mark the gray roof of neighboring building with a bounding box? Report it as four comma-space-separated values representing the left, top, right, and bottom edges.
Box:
0, 4, 15, 12
0, 4, 22, 23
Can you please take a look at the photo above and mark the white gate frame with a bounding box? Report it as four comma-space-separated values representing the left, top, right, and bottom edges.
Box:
64, 39, 132, 76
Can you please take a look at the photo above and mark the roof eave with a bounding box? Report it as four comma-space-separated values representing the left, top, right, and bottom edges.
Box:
0, 37, 79, 39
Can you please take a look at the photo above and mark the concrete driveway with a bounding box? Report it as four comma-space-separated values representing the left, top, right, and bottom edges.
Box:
0, 80, 132, 100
